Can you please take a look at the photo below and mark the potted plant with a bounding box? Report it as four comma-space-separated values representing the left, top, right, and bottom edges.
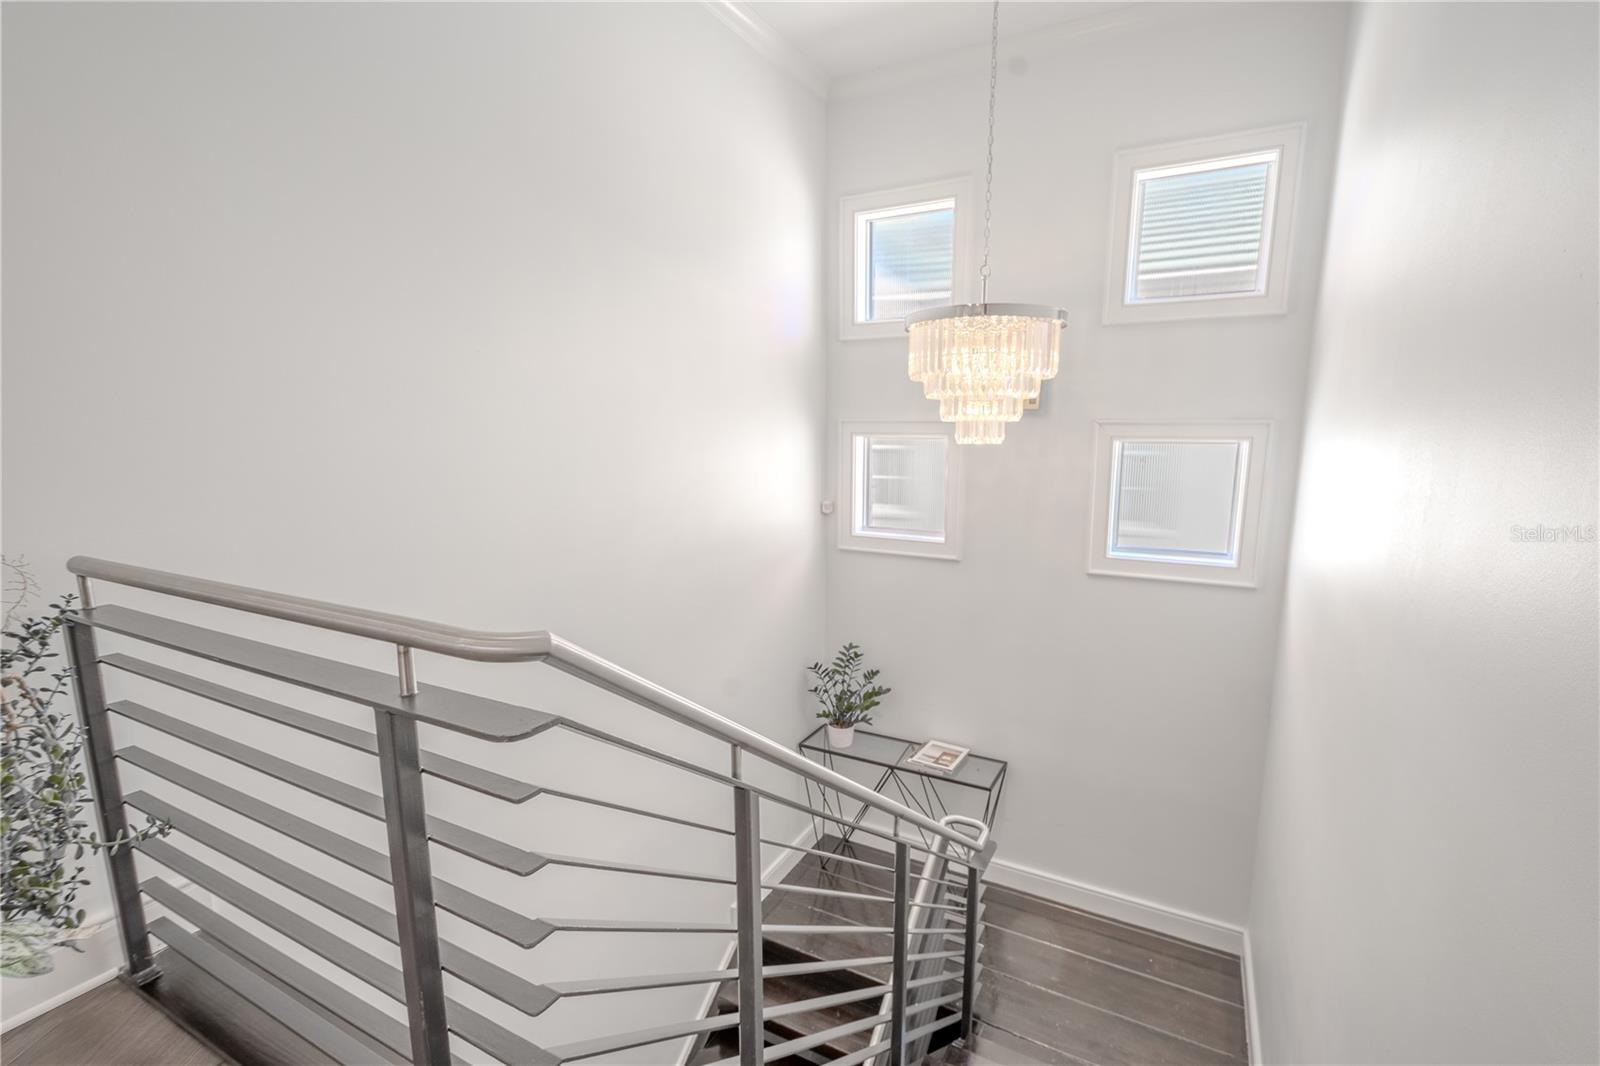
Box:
806, 643, 890, 749
1, 559, 167, 978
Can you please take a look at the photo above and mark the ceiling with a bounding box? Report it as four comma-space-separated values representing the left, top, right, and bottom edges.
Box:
744, 1, 1135, 81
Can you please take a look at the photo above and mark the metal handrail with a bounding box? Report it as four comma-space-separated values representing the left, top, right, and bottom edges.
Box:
67, 555, 976, 852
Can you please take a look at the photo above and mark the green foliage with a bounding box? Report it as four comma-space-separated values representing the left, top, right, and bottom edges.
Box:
1, 559, 168, 976
806, 643, 890, 729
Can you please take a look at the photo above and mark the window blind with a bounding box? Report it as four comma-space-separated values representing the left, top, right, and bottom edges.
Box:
1131, 156, 1275, 301
858, 435, 947, 539
1111, 440, 1243, 559
866, 205, 955, 321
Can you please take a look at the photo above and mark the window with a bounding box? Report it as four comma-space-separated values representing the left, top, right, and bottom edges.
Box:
839, 422, 963, 559
1088, 421, 1270, 586
1104, 125, 1303, 324
1128, 152, 1276, 302
840, 179, 972, 340
860, 201, 955, 323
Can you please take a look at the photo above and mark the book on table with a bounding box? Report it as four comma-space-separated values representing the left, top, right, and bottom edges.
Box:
905, 740, 969, 773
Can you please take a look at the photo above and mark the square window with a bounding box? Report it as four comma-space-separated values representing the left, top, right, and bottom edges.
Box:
855, 433, 949, 540
839, 422, 963, 560
1128, 152, 1278, 303
1108, 439, 1248, 564
1088, 421, 1271, 586
1104, 125, 1304, 324
860, 201, 955, 324
840, 179, 972, 340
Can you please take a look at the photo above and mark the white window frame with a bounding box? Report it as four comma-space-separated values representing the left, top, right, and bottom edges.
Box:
839, 178, 974, 341
1103, 124, 1305, 325
1087, 420, 1271, 587
839, 421, 964, 561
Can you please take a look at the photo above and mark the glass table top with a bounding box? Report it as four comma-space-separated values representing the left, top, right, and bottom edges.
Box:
798, 725, 1006, 791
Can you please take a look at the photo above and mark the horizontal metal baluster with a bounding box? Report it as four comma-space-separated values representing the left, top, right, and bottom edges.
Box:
703, 991, 964, 1066
801, 1017, 962, 1066
143, 878, 460, 1066
112, 700, 548, 871
108, 652, 745, 835
535, 784, 732, 836
137, 856, 551, 1064
758, 837, 967, 890
761, 882, 967, 911
558, 719, 943, 850
104, 653, 538, 801
116, 699, 741, 884
118, 746, 549, 946
127, 797, 559, 1016
547, 982, 897, 1064
547, 950, 963, 997
75, 604, 554, 740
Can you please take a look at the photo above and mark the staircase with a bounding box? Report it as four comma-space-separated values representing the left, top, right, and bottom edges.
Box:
690, 836, 985, 1065
61, 556, 995, 1066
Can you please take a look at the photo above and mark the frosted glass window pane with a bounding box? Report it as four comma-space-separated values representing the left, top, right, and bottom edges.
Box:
1130, 155, 1274, 302
857, 435, 947, 540
1110, 440, 1244, 561
866, 205, 954, 322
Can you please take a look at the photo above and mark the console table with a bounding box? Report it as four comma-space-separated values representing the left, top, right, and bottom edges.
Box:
796, 725, 1007, 854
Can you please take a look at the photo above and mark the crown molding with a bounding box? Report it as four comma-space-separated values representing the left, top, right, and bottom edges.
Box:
702, 1, 830, 101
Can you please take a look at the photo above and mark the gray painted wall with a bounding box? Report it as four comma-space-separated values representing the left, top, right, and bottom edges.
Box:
825, 3, 1351, 928
1246, 4, 1599, 1062
1, 3, 826, 1046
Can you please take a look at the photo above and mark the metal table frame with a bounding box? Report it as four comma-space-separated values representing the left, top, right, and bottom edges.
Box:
796, 725, 1007, 856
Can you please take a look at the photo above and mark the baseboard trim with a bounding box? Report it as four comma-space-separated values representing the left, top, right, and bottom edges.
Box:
1, 963, 120, 1032
839, 808, 1246, 955
1242, 930, 1264, 1064
1, 878, 212, 1033
985, 856, 1246, 955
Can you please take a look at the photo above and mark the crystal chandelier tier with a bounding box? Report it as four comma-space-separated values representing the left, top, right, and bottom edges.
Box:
906, 0, 1067, 446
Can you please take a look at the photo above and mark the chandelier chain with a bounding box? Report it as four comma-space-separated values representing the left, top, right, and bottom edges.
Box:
979, 0, 999, 303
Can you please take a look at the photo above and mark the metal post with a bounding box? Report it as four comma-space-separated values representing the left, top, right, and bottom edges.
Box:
374, 708, 451, 1065
960, 861, 980, 1040
396, 645, 418, 697
64, 618, 158, 983
732, 751, 763, 1066
890, 839, 909, 1066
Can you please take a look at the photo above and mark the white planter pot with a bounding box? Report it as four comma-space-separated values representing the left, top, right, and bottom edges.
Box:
826, 725, 855, 748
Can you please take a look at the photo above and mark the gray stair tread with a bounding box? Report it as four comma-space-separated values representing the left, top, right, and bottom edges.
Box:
103, 653, 540, 801
76, 604, 555, 741
147, 917, 380, 1066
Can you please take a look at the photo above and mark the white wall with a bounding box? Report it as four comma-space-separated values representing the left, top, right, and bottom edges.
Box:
1246, 3, 1599, 1062
825, 3, 1350, 929
1, 2, 826, 1050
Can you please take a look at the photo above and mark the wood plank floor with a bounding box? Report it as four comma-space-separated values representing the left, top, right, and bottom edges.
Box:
2, 975, 225, 1066
771, 838, 1249, 1066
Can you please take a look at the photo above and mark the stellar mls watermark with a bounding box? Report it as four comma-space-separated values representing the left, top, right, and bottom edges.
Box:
1509, 523, 1597, 543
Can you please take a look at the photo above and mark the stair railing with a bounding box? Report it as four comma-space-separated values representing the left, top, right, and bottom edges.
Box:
61, 556, 995, 1065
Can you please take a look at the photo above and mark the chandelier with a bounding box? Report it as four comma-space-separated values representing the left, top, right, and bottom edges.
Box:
906, 0, 1067, 445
